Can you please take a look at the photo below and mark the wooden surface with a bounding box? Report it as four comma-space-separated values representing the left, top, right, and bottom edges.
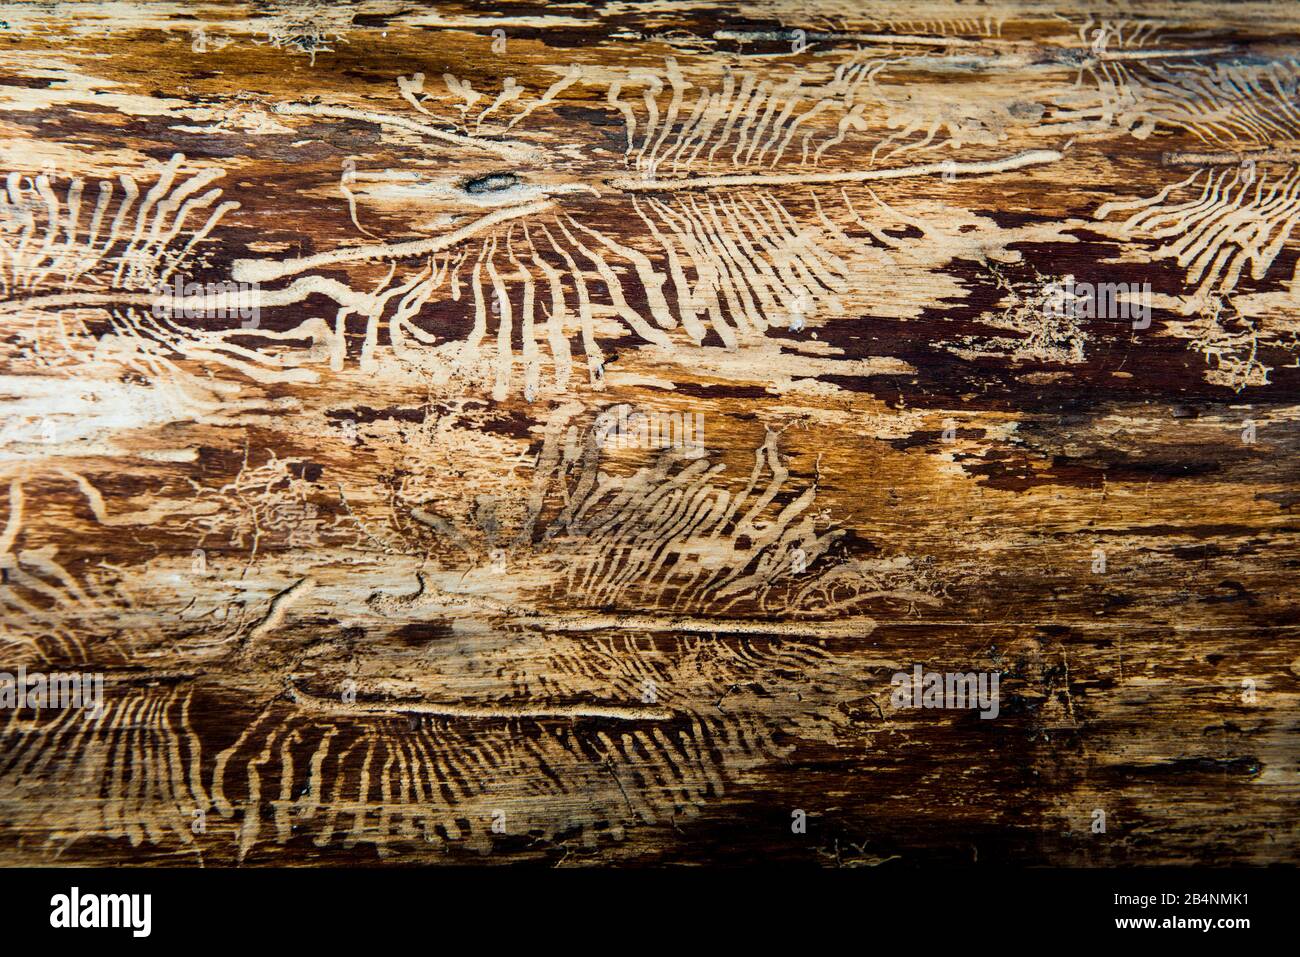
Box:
0, 0, 1296, 866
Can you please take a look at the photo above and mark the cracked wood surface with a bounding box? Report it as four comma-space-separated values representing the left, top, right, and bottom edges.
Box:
0, 0, 1296, 866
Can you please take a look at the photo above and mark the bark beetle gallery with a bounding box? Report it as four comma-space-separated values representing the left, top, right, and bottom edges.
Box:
0, 0, 1295, 868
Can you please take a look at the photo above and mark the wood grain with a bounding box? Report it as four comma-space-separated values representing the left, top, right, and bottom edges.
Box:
0, 0, 1296, 866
